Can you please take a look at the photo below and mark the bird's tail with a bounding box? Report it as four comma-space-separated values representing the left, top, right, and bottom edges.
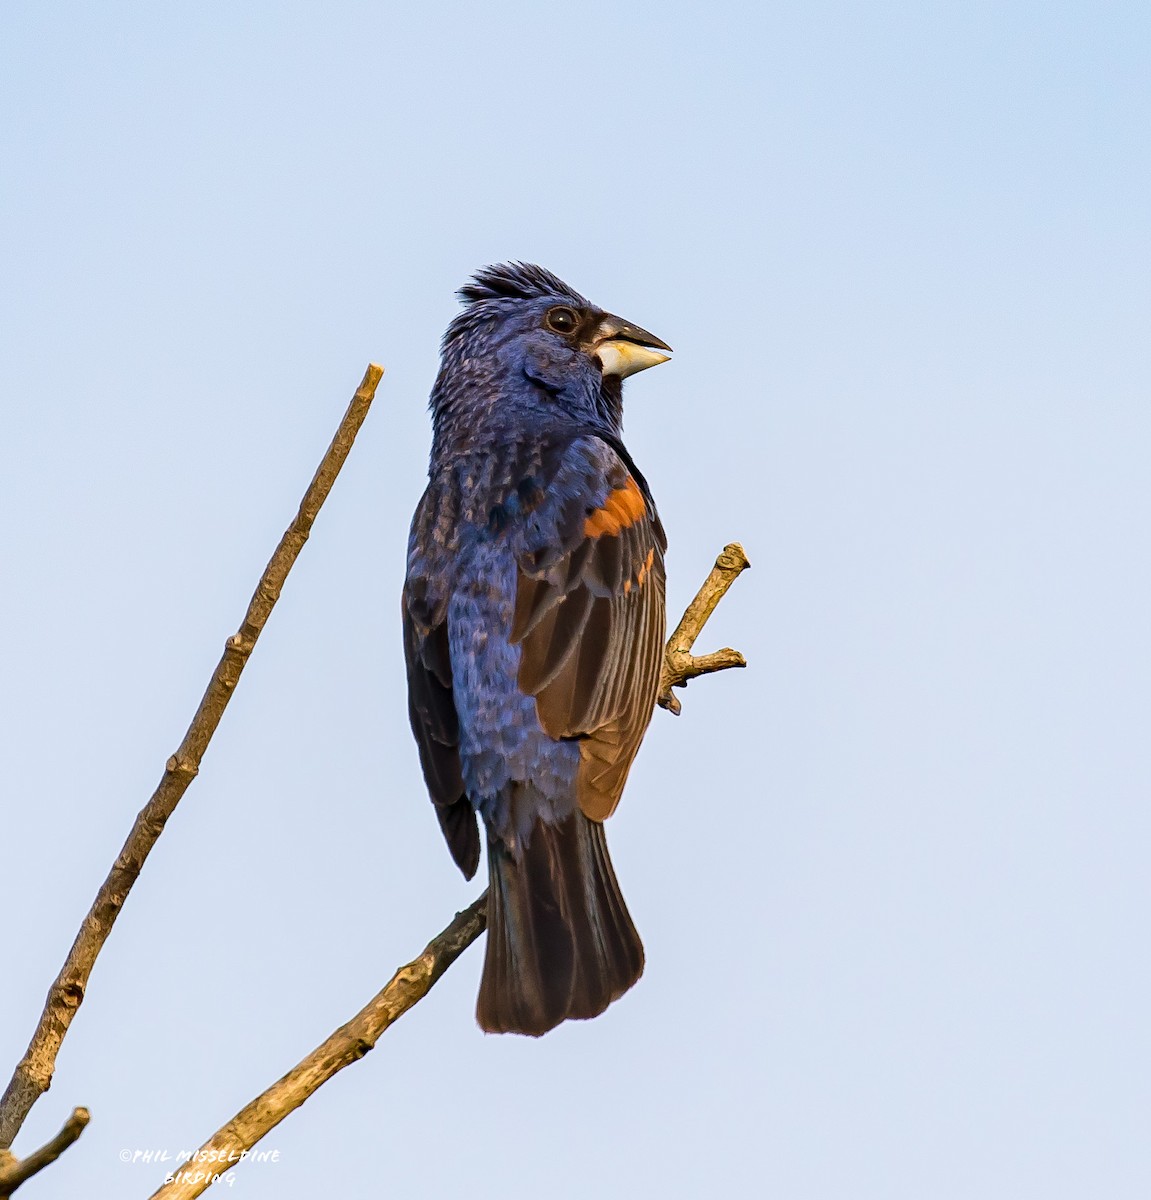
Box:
477, 809, 644, 1036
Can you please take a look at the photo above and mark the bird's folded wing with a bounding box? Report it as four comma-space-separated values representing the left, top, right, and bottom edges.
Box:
513, 437, 667, 821
403, 508, 479, 879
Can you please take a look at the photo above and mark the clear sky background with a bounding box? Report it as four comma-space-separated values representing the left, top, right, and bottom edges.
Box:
2, 2, 1149, 1197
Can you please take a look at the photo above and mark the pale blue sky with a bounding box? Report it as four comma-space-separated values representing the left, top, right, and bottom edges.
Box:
3, 3, 1149, 1197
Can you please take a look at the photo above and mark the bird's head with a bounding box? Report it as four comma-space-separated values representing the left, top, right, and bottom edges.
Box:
430, 263, 671, 450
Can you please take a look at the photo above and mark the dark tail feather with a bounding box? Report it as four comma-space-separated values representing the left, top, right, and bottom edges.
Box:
477, 810, 644, 1036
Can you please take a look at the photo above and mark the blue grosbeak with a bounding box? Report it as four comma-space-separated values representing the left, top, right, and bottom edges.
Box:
404, 263, 670, 1035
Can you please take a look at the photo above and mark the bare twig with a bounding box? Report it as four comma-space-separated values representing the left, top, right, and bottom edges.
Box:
146, 543, 750, 1196
0, 1107, 89, 1198
658, 542, 750, 714
147, 896, 489, 1200
0, 365, 384, 1153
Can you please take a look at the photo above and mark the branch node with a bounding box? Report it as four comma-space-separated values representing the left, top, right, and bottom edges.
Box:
350, 1039, 373, 1062
716, 542, 751, 572
225, 633, 253, 657
164, 756, 198, 779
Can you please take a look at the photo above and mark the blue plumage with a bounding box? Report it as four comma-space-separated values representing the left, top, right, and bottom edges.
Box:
403, 264, 672, 1035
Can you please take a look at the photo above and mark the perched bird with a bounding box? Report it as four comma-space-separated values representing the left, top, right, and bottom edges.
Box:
403, 263, 671, 1036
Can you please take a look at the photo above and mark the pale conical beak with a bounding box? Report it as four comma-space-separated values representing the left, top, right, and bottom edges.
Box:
591, 313, 673, 378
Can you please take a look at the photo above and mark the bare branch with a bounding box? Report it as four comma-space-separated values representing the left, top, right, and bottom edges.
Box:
147, 896, 489, 1200
0, 366, 384, 1152
0, 1107, 89, 1198
658, 542, 751, 714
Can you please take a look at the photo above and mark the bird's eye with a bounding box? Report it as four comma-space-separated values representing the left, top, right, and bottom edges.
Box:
545, 307, 579, 334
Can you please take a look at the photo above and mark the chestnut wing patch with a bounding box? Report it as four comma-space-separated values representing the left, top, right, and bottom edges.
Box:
583, 476, 646, 537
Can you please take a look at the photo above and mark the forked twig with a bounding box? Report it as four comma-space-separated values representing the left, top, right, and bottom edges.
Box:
658, 542, 750, 714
